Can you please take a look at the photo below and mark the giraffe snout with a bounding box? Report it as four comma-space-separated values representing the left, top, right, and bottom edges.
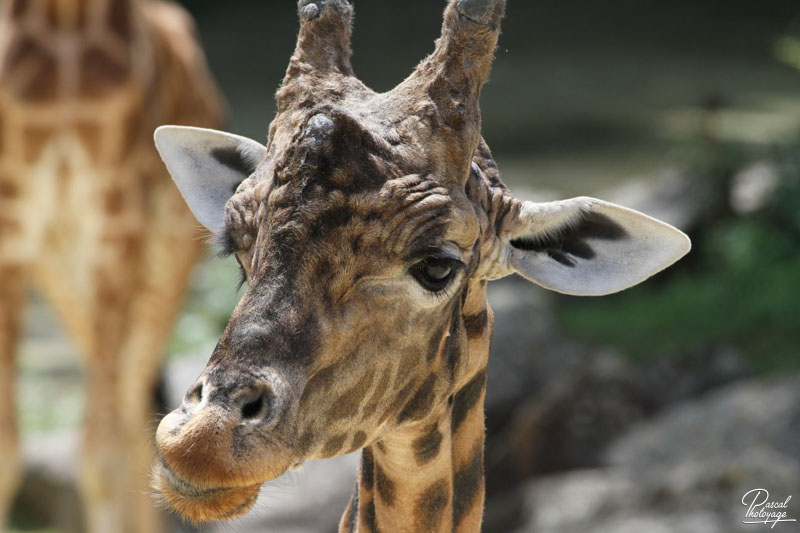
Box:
152, 370, 296, 523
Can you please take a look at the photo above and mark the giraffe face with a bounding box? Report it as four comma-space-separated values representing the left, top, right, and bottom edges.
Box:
152, 122, 690, 525
153, 111, 487, 523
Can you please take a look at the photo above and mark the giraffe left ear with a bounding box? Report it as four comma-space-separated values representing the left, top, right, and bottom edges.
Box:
503, 197, 691, 296
154, 126, 267, 233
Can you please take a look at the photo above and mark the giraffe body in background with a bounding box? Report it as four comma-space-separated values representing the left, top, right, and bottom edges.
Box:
0, 0, 223, 531
151, 1, 691, 531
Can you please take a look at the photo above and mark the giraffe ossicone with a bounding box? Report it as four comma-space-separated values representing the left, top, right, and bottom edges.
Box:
153, 0, 690, 531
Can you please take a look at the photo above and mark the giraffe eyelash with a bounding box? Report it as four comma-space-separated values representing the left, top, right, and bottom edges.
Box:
234, 257, 248, 291
417, 268, 465, 306
215, 228, 238, 258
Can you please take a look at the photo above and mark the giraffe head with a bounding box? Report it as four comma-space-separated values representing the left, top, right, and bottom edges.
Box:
152, 0, 689, 524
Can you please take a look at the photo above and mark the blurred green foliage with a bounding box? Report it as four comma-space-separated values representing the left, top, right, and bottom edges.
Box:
776, 36, 800, 72
559, 126, 800, 372
168, 254, 242, 359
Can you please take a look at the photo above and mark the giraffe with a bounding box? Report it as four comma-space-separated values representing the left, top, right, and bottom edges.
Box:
151, 0, 691, 531
0, 0, 223, 531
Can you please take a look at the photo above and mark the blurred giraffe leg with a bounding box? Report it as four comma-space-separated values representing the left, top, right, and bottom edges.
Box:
32, 196, 130, 533
78, 260, 137, 533
33, 191, 143, 533
0, 161, 41, 532
117, 185, 204, 533
80, 346, 124, 533
0, 264, 27, 531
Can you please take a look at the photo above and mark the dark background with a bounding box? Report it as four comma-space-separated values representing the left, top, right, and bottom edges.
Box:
186, 0, 800, 149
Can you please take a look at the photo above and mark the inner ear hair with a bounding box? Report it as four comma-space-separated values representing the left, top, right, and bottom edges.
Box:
210, 143, 262, 182
510, 211, 629, 267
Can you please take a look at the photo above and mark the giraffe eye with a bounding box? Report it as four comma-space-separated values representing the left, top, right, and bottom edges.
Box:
410, 257, 460, 293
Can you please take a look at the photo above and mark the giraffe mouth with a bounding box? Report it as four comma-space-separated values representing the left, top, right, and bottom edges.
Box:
152, 460, 262, 524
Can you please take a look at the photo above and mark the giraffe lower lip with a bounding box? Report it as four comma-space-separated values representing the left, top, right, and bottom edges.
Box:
154, 462, 262, 523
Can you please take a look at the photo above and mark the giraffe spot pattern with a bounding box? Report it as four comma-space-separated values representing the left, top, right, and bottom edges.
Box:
374, 463, 396, 506
415, 478, 449, 531
322, 433, 347, 457
80, 46, 130, 99
351, 431, 367, 451
105, 187, 125, 215
453, 442, 484, 526
108, 0, 134, 42
3, 36, 58, 102
362, 497, 378, 533
412, 423, 443, 466
328, 369, 376, 422
463, 308, 488, 338
0, 177, 19, 199
451, 370, 486, 433
360, 448, 375, 491
11, 0, 28, 18
397, 374, 437, 423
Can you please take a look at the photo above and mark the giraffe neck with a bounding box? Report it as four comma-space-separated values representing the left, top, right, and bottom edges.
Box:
341, 282, 492, 533
7, 0, 138, 34
2, 0, 150, 106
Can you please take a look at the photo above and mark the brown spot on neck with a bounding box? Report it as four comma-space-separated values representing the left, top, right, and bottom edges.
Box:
374, 463, 396, 507
452, 442, 483, 527
45, 0, 88, 30
10, 0, 29, 19
463, 308, 488, 339
416, 479, 449, 531
80, 46, 131, 99
451, 371, 486, 433
412, 423, 444, 466
107, 0, 134, 41
2, 37, 58, 102
321, 433, 347, 457
397, 374, 437, 423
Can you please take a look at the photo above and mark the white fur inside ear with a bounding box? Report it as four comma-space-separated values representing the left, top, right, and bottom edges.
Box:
508, 197, 691, 296
154, 126, 267, 233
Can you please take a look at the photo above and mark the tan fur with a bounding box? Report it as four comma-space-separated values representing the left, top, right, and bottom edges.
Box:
0, 0, 223, 531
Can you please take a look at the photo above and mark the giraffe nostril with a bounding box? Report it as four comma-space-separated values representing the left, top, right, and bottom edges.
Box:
186, 381, 204, 405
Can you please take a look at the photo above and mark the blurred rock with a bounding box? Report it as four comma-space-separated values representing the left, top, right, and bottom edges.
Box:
485, 342, 750, 499
635, 345, 751, 407
607, 374, 800, 473
486, 278, 589, 422
503, 353, 654, 478
730, 162, 779, 215
510, 375, 800, 533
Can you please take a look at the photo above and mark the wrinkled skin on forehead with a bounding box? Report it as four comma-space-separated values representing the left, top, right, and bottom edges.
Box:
217, 106, 489, 456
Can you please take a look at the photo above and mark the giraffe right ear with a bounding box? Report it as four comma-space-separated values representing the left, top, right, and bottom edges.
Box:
154, 126, 267, 233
